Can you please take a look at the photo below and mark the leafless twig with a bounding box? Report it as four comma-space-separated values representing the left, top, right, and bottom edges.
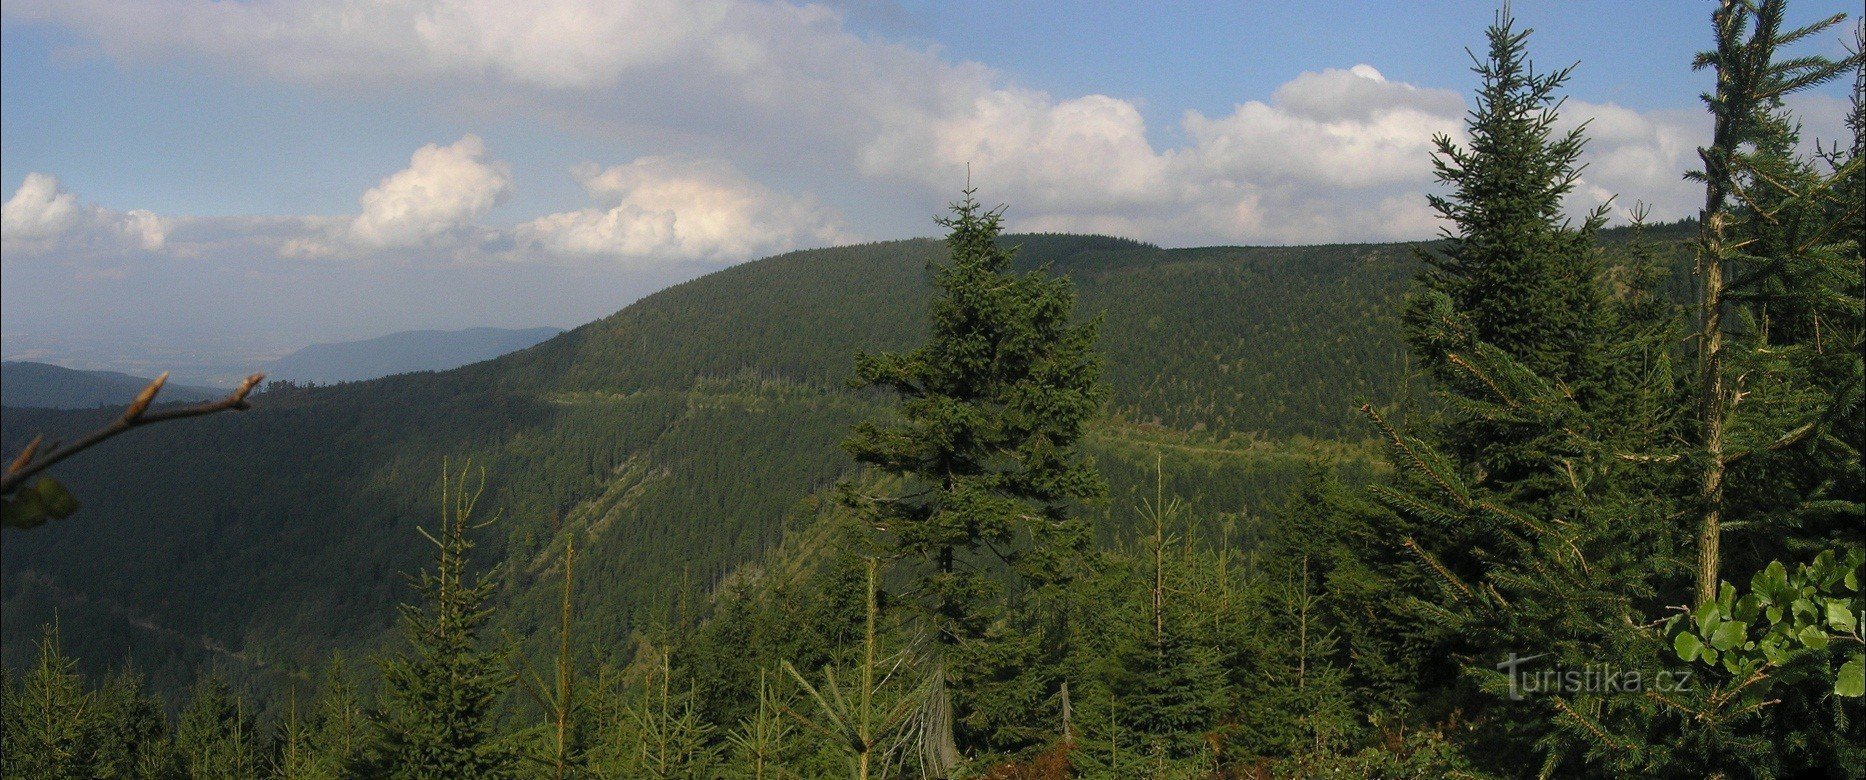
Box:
1, 372, 265, 496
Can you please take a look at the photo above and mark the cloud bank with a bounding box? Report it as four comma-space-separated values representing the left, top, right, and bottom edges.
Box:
7, 0, 1813, 253
4, 137, 851, 270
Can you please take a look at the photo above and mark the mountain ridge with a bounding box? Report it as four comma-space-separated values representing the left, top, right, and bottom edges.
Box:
0, 361, 226, 410
263, 326, 565, 384
3, 230, 1552, 702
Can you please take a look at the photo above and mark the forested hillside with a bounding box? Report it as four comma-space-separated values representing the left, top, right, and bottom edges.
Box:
1, 232, 1418, 699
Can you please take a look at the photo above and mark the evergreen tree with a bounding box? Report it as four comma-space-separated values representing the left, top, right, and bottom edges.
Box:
90, 669, 171, 779
843, 187, 1108, 770
515, 538, 591, 779
275, 658, 367, 779
1685, 0, 1858, 604
1100, 472, 1226, 764
621, 649, 721, 780
723, 670, 793, 780
1357, 10, 1693, 776
1, 625, 97, 779
361, 462, 517, 779
1415, 11, 1607, 405
173, 674, 260, 779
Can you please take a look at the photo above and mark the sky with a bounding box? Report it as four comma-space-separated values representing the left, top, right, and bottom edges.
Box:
1, 0, 1858, 377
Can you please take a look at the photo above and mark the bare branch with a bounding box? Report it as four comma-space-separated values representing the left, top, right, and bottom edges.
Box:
1, 372, 265, 496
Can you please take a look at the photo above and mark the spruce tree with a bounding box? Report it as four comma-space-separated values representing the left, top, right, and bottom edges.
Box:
1, 625, 97, 779
843, 186, 1107, 770
1101, 469, 1226, 765
1415, 11, 1607, 397
362, 463, 517, 779
276, 658, 367, 779
624, 649, 721, 780
174, 674, 260, 779
1357, 11, 1694, 776
90, 669, 170, 778
1685, 0, 1858, 604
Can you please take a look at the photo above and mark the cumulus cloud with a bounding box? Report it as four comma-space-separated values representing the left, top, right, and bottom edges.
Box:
516, 156, 855, 262
4, 140, 850, 271
1554, 93, 1852, 222
936, 64, 1459, 244
5, 0, 1814, 246
348, 135, 512, 248
1185, 66, 1464, 189
2, 173, 172, 252
2, 173, 83, 241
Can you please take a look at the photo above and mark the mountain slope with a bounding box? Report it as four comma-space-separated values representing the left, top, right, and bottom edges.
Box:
263, 326, 565, 384
1, 233, 1421, 698
0, 361, 224, 409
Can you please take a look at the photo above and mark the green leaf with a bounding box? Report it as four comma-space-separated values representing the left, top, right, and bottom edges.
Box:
1695, 600, 1722, 633
1796, 623, 1829, 650
1761, 637, 1792, 665
1733, 593, 1761, 623
1710, 620, 1747, 652
1824, 601, 1855, 633
36, 479, 80, 515
1675, 631, 1705, 662
1760, 560, 1789, 593
1837, 656, 1864, 698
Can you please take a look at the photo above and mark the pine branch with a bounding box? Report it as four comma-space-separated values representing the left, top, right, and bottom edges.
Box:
1402, 537, 1476, 602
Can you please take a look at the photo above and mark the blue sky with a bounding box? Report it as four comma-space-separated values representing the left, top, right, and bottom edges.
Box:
2, 0, 1857, 374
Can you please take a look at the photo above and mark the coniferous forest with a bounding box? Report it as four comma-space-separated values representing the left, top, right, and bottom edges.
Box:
2, 3, 1863, 778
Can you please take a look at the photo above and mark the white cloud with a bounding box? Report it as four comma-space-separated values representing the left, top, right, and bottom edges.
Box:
4, 144, 852, 272
348, 135, 512, 248
117, 209, 170, 250
3, 173, 173, 252
7, 0, 1824, 247
2, 173, 83, 241
516, 156, 855, 262
1270, 64, 1466, 124
1185, 66, 1465, 190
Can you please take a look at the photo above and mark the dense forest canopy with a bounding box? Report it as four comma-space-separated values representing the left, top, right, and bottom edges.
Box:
1, 2, 1860, 778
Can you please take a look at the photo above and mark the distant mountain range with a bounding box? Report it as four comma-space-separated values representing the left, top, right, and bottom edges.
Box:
261, 326, 564, 384
3, 327, 565, 408
0, 361, 225, 410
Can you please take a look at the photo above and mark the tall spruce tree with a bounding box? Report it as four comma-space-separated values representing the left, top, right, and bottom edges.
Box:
1658, 3, 1865, 773
1416, 11, 1607, 388
1409, 9, 1618, 508
362, 463, 517, 779
843, 187, 1107, 772
1686, 0, 1861, 604
174, 674, 260, 779
1, 625, 97, 779
1359, 11, 1695, 776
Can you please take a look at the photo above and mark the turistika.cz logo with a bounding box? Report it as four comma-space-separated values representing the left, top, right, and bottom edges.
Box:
1496, 653, 1694, 701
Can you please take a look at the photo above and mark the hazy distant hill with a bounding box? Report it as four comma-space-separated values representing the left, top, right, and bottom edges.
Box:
263, 326, 564, 384
0, 361, 224, 409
